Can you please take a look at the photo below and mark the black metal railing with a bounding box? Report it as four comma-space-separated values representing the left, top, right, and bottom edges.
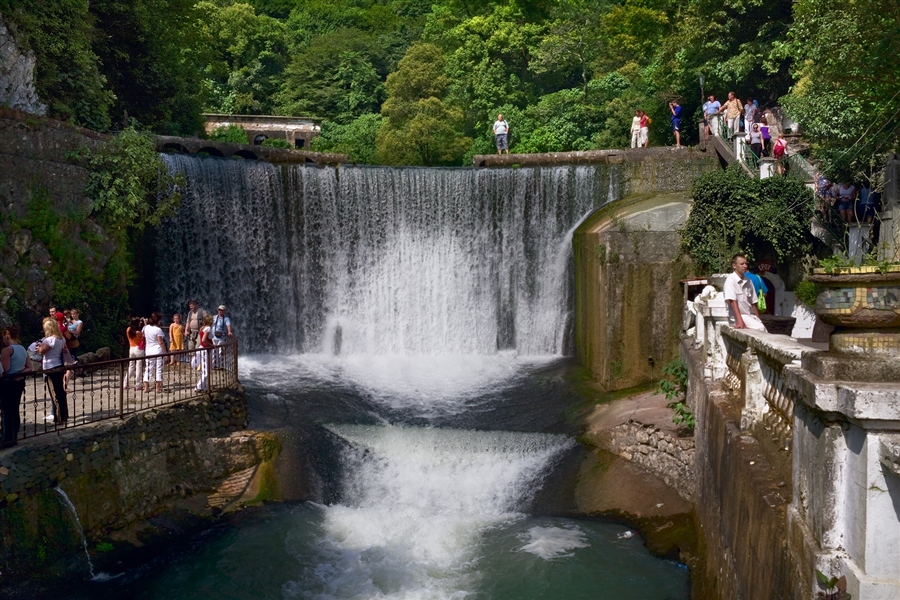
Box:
5, 339, 239, 442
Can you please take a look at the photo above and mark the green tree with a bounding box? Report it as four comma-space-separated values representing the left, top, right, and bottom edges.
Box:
780, 0, 900, 182
1, 0, 114, 130
375, 43, 471, 165
196, 1, 289, 114
90, 0, 205, 134
277, 29, 385, 120
429, 3, 546, 134
312, 113, 383, 164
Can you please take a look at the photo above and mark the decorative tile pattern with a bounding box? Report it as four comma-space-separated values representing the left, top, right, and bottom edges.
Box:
831, 331, 900, 357
817, 285, 900, 315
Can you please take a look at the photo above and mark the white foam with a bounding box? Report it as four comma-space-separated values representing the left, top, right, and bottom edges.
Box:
240, 353, 556, 415
285, 425, 574, 599
518, 526, 590, 560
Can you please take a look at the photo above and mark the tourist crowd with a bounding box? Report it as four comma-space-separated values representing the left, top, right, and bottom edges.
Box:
0, 300, 234, 448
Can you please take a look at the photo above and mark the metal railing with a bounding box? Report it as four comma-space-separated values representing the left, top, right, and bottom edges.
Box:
3, 339, 239, 443
736, 137, 760, 176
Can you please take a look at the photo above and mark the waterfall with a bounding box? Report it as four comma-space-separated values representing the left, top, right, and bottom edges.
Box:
55, 487, 95, 579
158, 157, 618, 355
285, 424, 574, 598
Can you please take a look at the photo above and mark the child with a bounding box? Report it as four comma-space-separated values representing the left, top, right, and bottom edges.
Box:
168, 313, 184, 365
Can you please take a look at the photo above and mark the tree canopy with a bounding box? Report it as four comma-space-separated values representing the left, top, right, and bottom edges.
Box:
4, 0, 895, 170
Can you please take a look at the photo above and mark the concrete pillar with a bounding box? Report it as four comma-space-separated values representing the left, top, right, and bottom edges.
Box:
760, 158, 777, 179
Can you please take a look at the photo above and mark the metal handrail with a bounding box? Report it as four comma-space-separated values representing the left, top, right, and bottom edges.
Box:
1, 339, 239, 444
736, 137, 760, 176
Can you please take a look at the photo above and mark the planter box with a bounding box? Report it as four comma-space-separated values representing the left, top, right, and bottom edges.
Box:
808, 268, 900, 356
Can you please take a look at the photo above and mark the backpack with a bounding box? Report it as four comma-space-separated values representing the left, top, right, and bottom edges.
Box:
773, 139, 786, 158
214, 316, 227, 338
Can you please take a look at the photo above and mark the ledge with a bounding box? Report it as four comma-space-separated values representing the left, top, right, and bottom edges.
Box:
721, 325, 822, 366
472, 146, 710, 168
880, 440, 900, 476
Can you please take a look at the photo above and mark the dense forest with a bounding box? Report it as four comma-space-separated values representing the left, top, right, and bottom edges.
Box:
2, 0, 899, 173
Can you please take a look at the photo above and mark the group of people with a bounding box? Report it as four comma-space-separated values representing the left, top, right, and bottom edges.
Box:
0, 305, 85, 444
124, 300, 233, 394
704, 92, 788, 160
817, 175, 881, 226
0, 300, 235, 448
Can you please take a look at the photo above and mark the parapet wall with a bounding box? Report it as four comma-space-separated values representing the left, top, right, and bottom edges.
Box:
0, 390, 279, 585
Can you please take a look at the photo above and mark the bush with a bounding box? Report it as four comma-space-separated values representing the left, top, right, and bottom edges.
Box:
681, 166, 816, 274
261, 138, 292, 149
208, 124, 249, 144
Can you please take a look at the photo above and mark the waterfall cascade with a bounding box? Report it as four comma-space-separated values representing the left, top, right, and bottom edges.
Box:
158, 157, 619, 355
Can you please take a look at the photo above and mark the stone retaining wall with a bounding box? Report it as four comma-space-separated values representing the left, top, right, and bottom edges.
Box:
0, 389, 279, 583
599, 420, 695, 501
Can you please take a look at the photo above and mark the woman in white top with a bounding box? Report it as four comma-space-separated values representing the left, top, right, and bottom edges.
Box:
38, 318, 68, 425
142, 312, 167, 393
836, 182, 858, 224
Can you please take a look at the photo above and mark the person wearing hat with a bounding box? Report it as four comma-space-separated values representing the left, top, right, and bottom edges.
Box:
211, 305, 233, 369
184, 300, 209, 351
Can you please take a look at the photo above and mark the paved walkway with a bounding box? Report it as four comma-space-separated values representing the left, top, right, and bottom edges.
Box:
14, 359, 233, 440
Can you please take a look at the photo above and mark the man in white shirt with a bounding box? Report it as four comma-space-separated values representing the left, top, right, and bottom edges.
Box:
493, 114, 510, 155
723, 254, 766, 331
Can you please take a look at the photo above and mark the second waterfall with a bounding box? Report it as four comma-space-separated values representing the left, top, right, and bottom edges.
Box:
158, 156, 619, 355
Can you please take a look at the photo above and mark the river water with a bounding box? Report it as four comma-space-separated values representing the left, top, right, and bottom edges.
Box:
60, 157, 690, 598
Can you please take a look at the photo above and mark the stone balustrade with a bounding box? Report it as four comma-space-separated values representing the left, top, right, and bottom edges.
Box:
689, 295, 900, 599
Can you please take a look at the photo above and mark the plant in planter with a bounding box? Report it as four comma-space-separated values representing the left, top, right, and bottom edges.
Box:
807, 253, 900, 355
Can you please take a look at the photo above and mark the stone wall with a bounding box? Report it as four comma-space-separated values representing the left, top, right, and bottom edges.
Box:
574, 195, 696, 390
0, 108, 114, 328
685, 338, 798, 600
0, 389, 280, 584
598, 420, 695, 502
0, 14, 47, 116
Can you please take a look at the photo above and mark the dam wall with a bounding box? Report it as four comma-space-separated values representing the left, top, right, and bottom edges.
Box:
0, 389, 281, 587
572, 150, 716, 390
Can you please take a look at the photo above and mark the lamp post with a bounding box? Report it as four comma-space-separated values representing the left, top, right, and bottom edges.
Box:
699, 75, 706, 104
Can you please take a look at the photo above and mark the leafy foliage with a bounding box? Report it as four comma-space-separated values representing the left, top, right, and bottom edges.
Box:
68, 127, 181, 235
656, 358, 694, 430
375, 43, 471, 165
261, 138, 291, 148
312, 113, 383, 164
208, 124, 250, 144
681, 166, 816, 274
780, 0, 900, 182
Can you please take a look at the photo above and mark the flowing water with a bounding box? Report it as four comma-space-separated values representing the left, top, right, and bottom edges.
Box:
61, 157, 688, 599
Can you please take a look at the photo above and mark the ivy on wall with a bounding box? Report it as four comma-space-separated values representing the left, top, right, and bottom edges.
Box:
680, 166, 816, 275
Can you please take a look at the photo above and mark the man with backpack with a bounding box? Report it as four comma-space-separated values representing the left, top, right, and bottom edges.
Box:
212, 305, 233, 369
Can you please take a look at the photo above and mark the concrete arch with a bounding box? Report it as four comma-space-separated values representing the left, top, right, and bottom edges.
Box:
232, 150, 258, 160
161, 143, 188, 154
196, 147, 225, 157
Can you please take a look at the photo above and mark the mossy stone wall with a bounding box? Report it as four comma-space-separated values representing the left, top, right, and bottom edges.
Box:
0, 390, 278, 585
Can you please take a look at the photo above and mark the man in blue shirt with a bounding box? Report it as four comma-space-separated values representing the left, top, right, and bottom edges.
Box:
670, 100, 683, 147
702, 95, 721, 137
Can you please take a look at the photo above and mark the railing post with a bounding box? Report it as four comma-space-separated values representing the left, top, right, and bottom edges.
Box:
118, 361, 125, 419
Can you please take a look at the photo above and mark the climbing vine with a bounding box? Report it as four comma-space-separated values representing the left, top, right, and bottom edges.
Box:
680, 166, 816, 275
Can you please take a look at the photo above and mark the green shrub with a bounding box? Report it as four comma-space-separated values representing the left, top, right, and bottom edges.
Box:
261, 138, 292, 149
208, 124, 249, 144
681, 167, 816, 274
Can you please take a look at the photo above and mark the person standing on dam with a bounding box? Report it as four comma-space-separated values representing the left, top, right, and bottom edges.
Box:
724, 253, 766, 331
493, 114, 510, 155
